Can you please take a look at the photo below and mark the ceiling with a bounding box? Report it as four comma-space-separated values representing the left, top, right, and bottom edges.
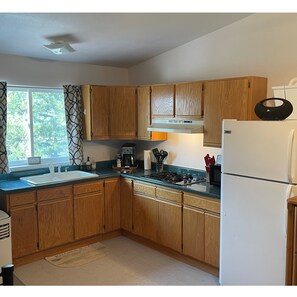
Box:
0, 13, 252, 68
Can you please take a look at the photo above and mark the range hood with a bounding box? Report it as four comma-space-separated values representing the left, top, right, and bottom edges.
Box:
147, 118, 204, 134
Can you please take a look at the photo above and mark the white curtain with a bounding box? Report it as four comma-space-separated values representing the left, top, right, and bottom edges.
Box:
63, 85, 84, 165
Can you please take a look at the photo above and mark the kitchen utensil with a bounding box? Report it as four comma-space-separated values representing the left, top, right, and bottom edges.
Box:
152, 148, 160, 159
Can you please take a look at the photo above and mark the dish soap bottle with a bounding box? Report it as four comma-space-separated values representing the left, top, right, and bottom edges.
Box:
86, 156, 92, 172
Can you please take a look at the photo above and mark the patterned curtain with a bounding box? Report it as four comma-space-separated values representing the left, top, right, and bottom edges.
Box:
0, 82, 8, 173
63, 85, 84, 165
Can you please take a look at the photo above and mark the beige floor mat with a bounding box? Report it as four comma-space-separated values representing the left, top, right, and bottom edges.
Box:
45, 242, 105, 268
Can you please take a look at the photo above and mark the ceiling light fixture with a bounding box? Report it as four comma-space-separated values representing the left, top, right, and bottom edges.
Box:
44, 41, 75, 55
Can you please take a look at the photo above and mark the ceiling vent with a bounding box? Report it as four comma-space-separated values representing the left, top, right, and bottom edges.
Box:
44, 41, 75, 55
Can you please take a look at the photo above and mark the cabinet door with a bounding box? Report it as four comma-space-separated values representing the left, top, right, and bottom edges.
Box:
175, 81, 203, 118
81, 85, 110, 140
203, 78, 249, 147
156, 199, 182, 252
104, 178, 120, 233
183, 206, 205, 262
120, 178, 133, 231
133, 194, 157, 241
74, 192, 104, 240
10, 204, 38, 258
90, 85, 110, 139
204, 211, 220, 268
109, 86, 137, 138
38, 197, 74, 250
137, 86, 151, 140
151, 84, 174, 117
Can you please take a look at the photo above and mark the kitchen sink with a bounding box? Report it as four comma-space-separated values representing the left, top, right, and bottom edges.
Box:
20, 170, 99, 185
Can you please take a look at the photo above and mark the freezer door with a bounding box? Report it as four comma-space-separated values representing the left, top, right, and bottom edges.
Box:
220, 174, 290, 285
222, 120, 297, 184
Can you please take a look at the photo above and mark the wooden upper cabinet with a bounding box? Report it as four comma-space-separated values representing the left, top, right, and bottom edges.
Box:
203, 76, 267, 147
175, 81, 203, 118
137, 86, 167, 141
109, 86, 137, 139
81, 85, 110, 140
137, 86, 151, 140
151, 84, 174, 117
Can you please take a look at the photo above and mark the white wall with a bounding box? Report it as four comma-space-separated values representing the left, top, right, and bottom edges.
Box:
128, 13, 297, 170
0, 53, 129, 163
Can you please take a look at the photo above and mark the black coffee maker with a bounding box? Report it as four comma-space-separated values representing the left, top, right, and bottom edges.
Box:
121, 143, 136, 167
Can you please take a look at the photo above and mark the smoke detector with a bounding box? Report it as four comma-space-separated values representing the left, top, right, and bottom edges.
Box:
44, 41, 75, 55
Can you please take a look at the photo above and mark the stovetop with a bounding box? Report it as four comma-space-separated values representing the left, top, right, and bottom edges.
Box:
142, 171, 206, 186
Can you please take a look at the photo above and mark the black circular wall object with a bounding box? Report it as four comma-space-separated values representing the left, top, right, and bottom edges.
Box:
254, 98, 293, 120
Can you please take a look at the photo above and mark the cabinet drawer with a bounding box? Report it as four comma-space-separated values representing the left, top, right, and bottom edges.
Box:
134, 181, 155, 197
184, 194, 220, 213
73, 181, 103, 196
9, 191, 36, 207
37, 185, 72, 202
156, 187, 182, 203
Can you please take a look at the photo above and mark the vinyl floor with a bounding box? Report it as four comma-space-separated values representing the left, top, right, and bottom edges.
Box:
14, 236, 219, 286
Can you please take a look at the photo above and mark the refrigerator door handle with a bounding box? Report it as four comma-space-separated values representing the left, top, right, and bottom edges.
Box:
287, 129, 295, 183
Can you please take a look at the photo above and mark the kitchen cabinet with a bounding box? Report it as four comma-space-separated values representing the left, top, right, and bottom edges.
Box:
151, 84, 175, 118
81, 85, 110, 140
37, 185, 74, 250
203, 76, 267, 147
109, 86, 137, 139
204, 211, 220, 267
132, 181, 157, 241
120, 178, 133, 231
183, 206, 205, 262
155, 186, 182, 252
104, 178, 120, 232
175, 81, 203, 118
73, 180, 104, 240
7, 191, 38, 258
183, 193, 220, 268
137, 85, 167, 141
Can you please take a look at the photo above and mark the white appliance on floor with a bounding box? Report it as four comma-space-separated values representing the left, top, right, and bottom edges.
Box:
219, 119, 297, 285
0, 210, 12, 283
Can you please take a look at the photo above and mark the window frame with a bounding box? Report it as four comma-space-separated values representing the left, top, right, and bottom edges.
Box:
7, 85, 70, 170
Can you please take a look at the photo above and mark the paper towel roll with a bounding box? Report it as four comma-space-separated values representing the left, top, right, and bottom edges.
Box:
144, 150, 151, 170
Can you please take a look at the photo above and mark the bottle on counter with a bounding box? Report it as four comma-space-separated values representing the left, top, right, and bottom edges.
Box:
116, 154, 122, 167
86, 156, 92, 171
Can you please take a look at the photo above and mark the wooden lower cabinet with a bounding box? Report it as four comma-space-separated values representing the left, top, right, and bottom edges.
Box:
9, 191, 38, 258
120, 178, 133, 231
38, 185, 74, 250
133, 193, 157, 242
205, 211, 220, 268
183, 193, 220, 268
156, 199, 182, 252
183, 206, 205, 262
74, 181, 104, 240
104, 178, 120, 232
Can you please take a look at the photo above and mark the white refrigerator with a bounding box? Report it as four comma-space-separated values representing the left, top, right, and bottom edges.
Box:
220, 119, 297, 285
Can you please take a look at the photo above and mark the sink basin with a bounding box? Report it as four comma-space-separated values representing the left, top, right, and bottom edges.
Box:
20, 171, 99, 185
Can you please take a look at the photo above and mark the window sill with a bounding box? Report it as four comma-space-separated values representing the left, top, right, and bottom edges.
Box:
9, 162, 70, 173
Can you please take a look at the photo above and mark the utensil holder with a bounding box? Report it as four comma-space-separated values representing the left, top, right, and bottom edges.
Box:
156, 161, 164, 173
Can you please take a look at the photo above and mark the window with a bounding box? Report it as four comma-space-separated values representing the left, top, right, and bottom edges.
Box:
7, 86, 69, 167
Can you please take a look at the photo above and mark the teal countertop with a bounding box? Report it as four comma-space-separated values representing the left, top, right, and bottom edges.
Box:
0, 162, 220, 199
